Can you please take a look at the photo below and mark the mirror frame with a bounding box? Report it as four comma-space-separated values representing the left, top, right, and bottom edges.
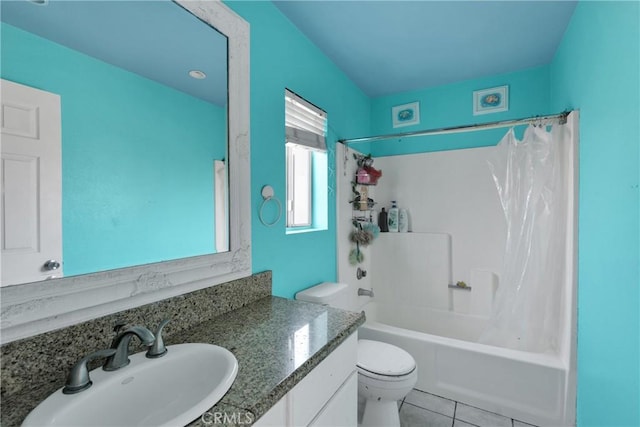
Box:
0, 0, 251, 344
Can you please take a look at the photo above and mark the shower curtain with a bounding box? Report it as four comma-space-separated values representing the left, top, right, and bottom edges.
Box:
479, 121, 572, 354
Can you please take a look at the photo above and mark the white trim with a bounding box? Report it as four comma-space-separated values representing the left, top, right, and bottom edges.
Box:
562, 110, 579, 426
286, 144, 312, 227
0, 0, 252, 344
214, 159, 228, 253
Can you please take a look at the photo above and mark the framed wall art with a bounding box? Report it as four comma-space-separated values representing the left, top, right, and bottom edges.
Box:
473, 85, 509, 115
392, 101, 420, 128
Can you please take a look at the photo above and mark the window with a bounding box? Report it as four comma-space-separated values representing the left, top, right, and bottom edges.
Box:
285, 89, 327, 230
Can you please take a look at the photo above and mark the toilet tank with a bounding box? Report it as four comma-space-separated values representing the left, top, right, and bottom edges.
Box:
295, 282, 350, 310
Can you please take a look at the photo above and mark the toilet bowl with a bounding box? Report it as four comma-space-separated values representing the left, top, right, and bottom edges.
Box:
295, 282, 417, 427
357, 339, 417, 427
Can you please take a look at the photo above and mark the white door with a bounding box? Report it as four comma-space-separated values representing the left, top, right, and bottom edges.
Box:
1, 79, 62, 286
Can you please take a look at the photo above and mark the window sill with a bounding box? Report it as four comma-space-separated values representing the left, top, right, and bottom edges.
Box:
286, 226, 327, 235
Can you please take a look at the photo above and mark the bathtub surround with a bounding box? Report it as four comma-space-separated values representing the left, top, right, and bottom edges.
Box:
337, 113, 577, 425
372, 148, 505, 292
1, 271, 365, 427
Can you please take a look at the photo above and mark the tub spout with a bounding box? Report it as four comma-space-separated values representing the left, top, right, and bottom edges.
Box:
358, 288, 374, 297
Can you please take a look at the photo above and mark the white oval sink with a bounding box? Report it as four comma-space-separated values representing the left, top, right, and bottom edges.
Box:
23, 343, 238, 427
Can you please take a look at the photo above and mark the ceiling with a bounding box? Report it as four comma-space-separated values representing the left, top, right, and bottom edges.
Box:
1, 0, 227, 106
274, 1, 577, 97
2, 1, 577, 104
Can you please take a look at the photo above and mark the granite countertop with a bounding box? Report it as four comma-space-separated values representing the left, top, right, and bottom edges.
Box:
1, 272, 364, 427
166, 296, 365, 426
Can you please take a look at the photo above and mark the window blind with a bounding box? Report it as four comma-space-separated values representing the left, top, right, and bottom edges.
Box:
285, 89, 327, 152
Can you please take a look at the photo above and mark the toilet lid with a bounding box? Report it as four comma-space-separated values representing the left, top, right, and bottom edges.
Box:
357, 339, 416, 377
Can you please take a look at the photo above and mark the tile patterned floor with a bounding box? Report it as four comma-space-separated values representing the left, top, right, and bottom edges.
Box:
398, 389, 538, 427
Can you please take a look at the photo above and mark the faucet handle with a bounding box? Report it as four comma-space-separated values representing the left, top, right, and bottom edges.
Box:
146, 319, 170, 359
63, 349, 116, 394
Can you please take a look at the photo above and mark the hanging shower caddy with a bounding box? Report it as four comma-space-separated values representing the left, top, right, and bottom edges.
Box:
350, 153, 382, 213
348, 154, 382, 265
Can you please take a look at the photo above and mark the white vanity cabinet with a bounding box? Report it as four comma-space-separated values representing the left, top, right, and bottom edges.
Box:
254, 333, 358, 427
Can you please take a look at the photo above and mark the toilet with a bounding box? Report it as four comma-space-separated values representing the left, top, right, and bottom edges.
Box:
295, 282, 417, 427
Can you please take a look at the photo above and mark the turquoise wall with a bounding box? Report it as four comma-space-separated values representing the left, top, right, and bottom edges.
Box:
550, 2, 639, 426
1, 24, 226, 276
363, 65, 551, 156
225, 1, 370, 298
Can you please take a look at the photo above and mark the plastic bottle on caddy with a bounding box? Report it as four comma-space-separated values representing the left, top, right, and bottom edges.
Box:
378, 208, 389, 232
398, 207, 408, 232
387, 201, 399, 232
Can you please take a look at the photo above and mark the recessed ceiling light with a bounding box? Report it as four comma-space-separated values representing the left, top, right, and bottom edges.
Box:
189, 70, 207, 80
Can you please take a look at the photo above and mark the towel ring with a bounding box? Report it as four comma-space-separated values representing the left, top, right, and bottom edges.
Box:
259, 185, 282, 227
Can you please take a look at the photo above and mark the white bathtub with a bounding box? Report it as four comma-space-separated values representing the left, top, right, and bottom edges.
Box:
358, 302, 571, 427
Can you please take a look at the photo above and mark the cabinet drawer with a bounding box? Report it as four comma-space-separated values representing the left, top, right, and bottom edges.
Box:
290, 333, 357, 426
309, 372, 357, 427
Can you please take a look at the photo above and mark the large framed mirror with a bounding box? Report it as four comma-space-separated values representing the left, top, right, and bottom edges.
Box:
0, 0, 251, 343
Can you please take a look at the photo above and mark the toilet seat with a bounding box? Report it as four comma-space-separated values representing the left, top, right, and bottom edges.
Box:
357, 339, 416, 380
357, 365, 417, 383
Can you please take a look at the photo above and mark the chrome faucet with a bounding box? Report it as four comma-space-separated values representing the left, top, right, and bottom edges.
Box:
358, 287, 375, 297
103, 326, 155, 371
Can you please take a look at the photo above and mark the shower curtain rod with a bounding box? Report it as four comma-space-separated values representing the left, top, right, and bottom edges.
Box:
338, 111, 570, 145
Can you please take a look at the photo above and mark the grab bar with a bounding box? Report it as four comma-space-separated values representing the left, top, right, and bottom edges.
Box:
448, 281, 472, 291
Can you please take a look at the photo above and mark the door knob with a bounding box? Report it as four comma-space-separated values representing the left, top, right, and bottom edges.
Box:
43, 260, 61, 271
